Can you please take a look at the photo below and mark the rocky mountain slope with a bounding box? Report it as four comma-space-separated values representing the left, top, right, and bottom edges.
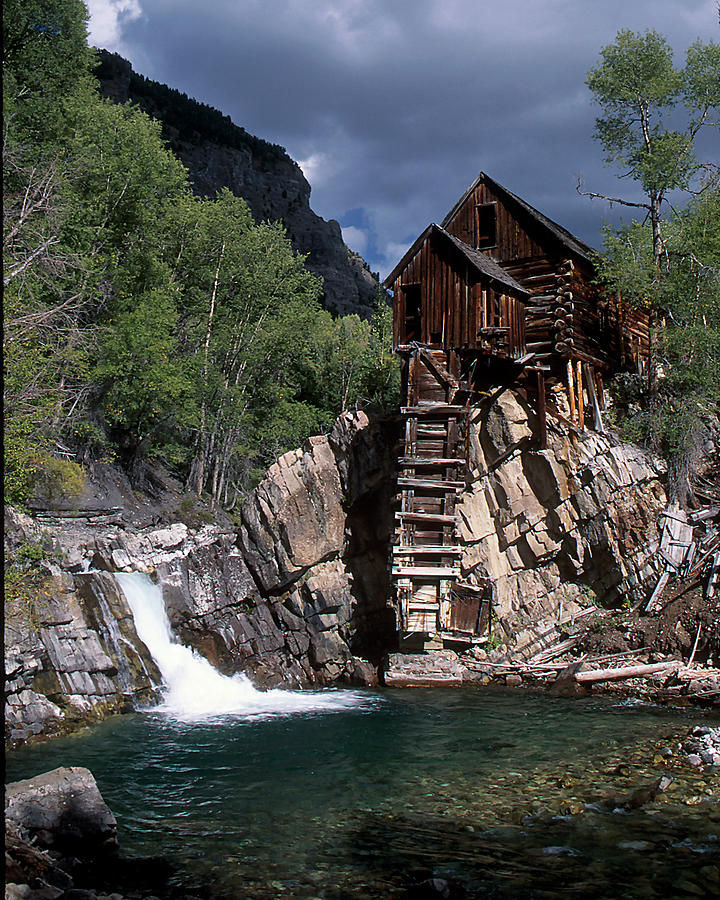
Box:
94, 50, 379, 318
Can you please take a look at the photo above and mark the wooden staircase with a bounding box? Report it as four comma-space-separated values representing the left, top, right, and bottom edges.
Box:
392, 346, 469, 637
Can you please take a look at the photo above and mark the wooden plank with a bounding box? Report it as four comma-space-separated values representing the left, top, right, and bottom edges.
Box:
567, 359, 577, 423
393, 545, 462, 555
574, 661, 680, 684
392, 566, 459, 577
645, 569, 670, 611
397, 478, 466, 490
537, 368, 547, 450
399, 457, 465, 466
401, 405, 467, 416
395, 511, 457, 524
576, 358, 584, 429
583, 362, 605, 433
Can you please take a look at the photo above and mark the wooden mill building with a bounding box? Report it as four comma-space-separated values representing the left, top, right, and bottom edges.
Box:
384, 172, 650, 647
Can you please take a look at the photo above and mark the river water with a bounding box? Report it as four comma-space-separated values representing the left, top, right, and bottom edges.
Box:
7, 689, 720, 898
5, 574, 720, 898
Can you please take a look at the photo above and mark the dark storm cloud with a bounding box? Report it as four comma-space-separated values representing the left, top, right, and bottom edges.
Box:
91, 0, 718, 276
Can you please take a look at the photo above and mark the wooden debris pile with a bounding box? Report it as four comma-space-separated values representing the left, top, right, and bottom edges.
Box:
461, 603, 720, 703
645, 503, 720, 612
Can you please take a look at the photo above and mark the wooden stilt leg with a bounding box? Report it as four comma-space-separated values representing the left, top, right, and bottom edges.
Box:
537, 369, 547, 449
576, 359, 584, 430
567, 360, 576, 422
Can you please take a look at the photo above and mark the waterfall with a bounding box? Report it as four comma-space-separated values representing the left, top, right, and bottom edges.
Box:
114, 572, 370, 722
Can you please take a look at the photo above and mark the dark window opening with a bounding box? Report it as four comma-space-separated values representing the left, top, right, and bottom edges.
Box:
598, 303, 609, 333
403, 284, 421, 341
475, 202, 497, 250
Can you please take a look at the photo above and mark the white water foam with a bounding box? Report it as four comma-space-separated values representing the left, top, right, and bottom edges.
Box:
115, 572, 373, 722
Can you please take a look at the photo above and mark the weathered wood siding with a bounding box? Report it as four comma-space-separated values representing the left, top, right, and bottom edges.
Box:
443, 180, 636, 373
390, 231, 525, 359
443, 180, 549, 262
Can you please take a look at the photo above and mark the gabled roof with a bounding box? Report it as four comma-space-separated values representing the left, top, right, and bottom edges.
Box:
383, 223, 529, 296
441, 172, 596, 263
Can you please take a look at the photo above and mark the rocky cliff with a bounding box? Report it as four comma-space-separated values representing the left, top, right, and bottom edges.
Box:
94, 50, 379, 318
5, 411, 398, 746
5, 397, 670, 747
457, 391, 666, 652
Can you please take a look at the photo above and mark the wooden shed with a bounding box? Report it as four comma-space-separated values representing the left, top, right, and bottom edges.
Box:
440, 172, 651, 383
387, 223, 529, 362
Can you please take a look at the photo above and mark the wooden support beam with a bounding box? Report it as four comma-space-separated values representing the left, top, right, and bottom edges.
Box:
576, 358, 584, 430
415, 347, 457, 387
537, 368, 547, 449
567, 360, 577, 423
574, 661, 680, 684
583, 362, 605, 433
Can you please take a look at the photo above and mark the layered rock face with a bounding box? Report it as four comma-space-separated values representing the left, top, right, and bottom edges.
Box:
458, 391, 666, 649
5, 508, 161, 745
95, 52, 379, 317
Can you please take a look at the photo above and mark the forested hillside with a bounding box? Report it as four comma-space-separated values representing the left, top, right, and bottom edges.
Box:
94, 50, 381, 319
3, 0, 399, 510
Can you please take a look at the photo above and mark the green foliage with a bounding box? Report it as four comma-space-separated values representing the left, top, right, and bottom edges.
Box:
4, 537, 53, 627
3, 7, 390, 509
173, 496, 214, 528
589, 27, 720, 505
3, 0, 94, 140
602, 188, 720, 500
587, 30, 718, 200
31, 453, 86, 504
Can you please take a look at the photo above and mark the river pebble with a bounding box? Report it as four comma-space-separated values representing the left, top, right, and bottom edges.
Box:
682, 726, 720, 768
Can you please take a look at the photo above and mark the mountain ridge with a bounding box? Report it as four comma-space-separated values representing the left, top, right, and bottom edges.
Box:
94, 50, 379, 318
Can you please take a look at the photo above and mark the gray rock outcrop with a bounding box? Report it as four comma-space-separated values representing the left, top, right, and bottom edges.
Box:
5, 411, 398, 746
457, 391, 666, 651
4, 508, 161, 746
5, 395, 671, 747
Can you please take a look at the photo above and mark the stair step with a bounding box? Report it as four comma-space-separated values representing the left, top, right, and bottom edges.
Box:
397, 477, 465, 491
392, 566, 459, 577
402, 405, 467, 416
393, 545, 462, 555
399, 457, 465, 467
395, 511, 457, 524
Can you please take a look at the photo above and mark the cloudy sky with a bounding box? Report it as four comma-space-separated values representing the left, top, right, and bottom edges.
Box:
86, 1, 717, 277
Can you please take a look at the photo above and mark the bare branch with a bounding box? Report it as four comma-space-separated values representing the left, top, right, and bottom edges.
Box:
3, 236, 60, 284
576, 180, 651, 209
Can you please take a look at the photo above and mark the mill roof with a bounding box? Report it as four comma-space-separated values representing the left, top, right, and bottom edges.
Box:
441, 172, 596, 264
384, 223, 529, 297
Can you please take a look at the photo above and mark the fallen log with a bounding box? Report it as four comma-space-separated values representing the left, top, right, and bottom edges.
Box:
573, 661, 680, 684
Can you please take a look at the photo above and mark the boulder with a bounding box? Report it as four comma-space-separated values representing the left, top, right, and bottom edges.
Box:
5, 767, 118, 853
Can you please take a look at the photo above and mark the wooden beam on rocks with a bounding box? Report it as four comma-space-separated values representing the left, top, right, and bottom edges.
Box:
573, 661, 680, 684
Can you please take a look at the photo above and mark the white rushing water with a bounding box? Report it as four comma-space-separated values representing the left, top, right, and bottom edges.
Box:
115, 572, 373, 722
